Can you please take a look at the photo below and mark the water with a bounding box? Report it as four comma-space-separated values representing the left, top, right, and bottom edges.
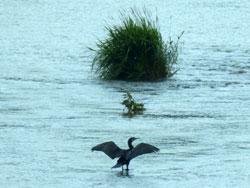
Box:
1, 0, 250, 187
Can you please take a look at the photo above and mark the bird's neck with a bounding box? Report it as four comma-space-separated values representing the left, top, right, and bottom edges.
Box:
128, 141, 134, 150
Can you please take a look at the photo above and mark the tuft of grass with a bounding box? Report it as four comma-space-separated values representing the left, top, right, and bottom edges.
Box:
121, 91, 146, 117
90, 8, 182, 81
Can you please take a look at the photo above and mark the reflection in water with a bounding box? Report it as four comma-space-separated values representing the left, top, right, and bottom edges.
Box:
117, 170, 131, 177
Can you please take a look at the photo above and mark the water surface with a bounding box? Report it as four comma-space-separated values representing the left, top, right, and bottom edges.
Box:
1, 0, 250, 187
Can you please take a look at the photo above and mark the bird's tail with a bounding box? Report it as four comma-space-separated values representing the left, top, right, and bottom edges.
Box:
111, 163, 122, 169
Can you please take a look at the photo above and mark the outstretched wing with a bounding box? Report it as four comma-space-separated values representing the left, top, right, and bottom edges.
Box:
91, 141, 124, 159
128, 143, 159, 160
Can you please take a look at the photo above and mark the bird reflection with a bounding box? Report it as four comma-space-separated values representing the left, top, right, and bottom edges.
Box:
118, 169, 130, 177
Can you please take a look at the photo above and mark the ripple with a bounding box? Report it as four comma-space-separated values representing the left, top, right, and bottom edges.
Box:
143, 113, 215, 119
0, 107, 29, 113
66, 167, 98, 174
2, 76, 82, 85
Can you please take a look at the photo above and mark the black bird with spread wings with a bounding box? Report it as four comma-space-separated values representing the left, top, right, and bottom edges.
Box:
91, 137, 159, 170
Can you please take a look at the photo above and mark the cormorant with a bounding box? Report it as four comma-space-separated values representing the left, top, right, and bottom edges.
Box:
91, 137, 159, 170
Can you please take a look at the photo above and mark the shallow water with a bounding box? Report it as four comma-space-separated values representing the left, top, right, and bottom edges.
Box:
1, 0, 250, 187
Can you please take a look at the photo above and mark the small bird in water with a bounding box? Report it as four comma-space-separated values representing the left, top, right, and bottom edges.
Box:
91, 137, 159, 170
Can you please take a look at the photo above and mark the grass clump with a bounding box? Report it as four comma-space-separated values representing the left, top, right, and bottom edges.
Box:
121, 91, 146, 117
90, 8, 182, 81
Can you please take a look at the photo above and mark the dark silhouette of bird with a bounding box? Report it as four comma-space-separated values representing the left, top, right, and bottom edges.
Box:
91, 137, 159, 170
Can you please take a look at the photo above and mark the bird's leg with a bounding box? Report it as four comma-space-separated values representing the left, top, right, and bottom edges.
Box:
122, 166, 124, 171
125, 164, 129, 171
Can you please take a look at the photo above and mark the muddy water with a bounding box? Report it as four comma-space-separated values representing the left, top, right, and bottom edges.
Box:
0, 0, 250, 187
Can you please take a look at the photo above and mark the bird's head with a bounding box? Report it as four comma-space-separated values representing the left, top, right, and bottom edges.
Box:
129, 137, 138, 143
